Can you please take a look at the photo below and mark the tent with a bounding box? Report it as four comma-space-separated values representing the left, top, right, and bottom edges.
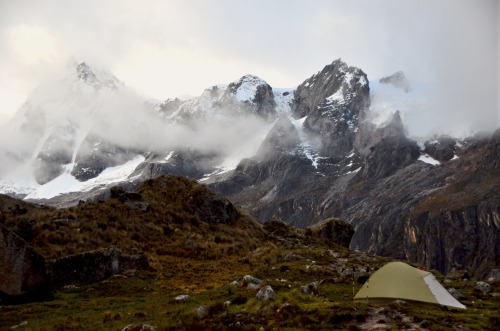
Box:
354, 262, 466, 309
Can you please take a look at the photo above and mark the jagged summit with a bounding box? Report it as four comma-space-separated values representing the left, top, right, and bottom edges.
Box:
74, 61, 121, 90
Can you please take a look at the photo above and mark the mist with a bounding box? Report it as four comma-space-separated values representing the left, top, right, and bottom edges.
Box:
0, 0, 498, 183
0, 64, 274, 183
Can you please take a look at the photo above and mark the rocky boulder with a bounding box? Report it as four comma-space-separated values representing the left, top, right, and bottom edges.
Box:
256, 285, 276, 301
308, 217, 354, 247
447, 288, 466, 300
473, 281, 492, 295
47, 246, 148, 287
185, 188, 239, 225
0, 223, 51, 302
487, 269, 500, 283
424, 136, 457, 162
242, 275, 261, 290
300, 282, 320, 296
361, 134, 420, 180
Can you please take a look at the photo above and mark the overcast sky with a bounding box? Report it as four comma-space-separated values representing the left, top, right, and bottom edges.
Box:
0, 0, 498, 133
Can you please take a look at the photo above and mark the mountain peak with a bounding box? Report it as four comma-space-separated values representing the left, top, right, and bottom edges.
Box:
76, 62, 98, 85
73, 61, 121, 90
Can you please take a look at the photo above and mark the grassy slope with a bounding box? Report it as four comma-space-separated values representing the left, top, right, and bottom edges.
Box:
0, 175, 498, 330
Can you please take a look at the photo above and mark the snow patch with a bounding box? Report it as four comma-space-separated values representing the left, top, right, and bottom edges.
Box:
346, 167, 361, 175
418, 154, 440, 166
273, 88, 294, 116
22, 155, 145, 200
291, 116, 322, 168
234, 75, 267, 103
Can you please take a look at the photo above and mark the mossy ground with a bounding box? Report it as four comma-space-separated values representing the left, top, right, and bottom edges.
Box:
1, 176, 499, 330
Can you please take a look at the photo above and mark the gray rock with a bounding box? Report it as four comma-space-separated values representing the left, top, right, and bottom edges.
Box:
424, 136, 457, 162
393, 299, 407, 306
447, 288, 466, 300
0, 223, 50, 301
487, 269, 500, 283
175, 295, 190, 303
300, 282, 320, 296
446, 269, 467, 280
196, 305, 207, 317
308, 218, 354, 248
256, 285, 276, 301
242, 275, 261, 289
284, 252, 305, 262
46, 246, 148, 288
121, 324, 156, 331
474, 281, 492, 294
9, 321, 28, 330
125, 202, 150, 212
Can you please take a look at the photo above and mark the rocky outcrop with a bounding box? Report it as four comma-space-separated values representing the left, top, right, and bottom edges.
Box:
256, 285, 276, 300
185, 188, 239, 225
424, 136, 457, 162
308, 218, 354, 248
46, 246, 148, 288
0, 223, 51, 302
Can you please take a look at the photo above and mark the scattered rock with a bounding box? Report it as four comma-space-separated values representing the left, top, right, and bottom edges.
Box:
284, 252, 305, 262
53, 218, 77, 226
125, 202, 150, 212
175, 295, 190, 303
9, 321, 28, 330
242, 275, 261, 289
487, 269, 500, 283
474, 281, 492, 294
300, 282, 320, 296
448, 288, 466, 300
446, 269, 467, 280
256, 285, 276, 301
196, 305, 207, 317
123, 269, 139, 277
121, 324, 155, 331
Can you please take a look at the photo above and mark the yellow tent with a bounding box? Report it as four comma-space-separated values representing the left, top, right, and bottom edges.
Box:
354, 262, 466, 309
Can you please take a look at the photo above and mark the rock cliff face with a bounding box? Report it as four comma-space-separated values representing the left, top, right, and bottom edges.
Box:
47, 247, 148, 288
0, 223, 50, 301
208, 61, 500, 279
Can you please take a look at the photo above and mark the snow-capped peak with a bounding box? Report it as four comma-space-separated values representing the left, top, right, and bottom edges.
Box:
74, 62, 121, 90
230, 74, 270, 103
